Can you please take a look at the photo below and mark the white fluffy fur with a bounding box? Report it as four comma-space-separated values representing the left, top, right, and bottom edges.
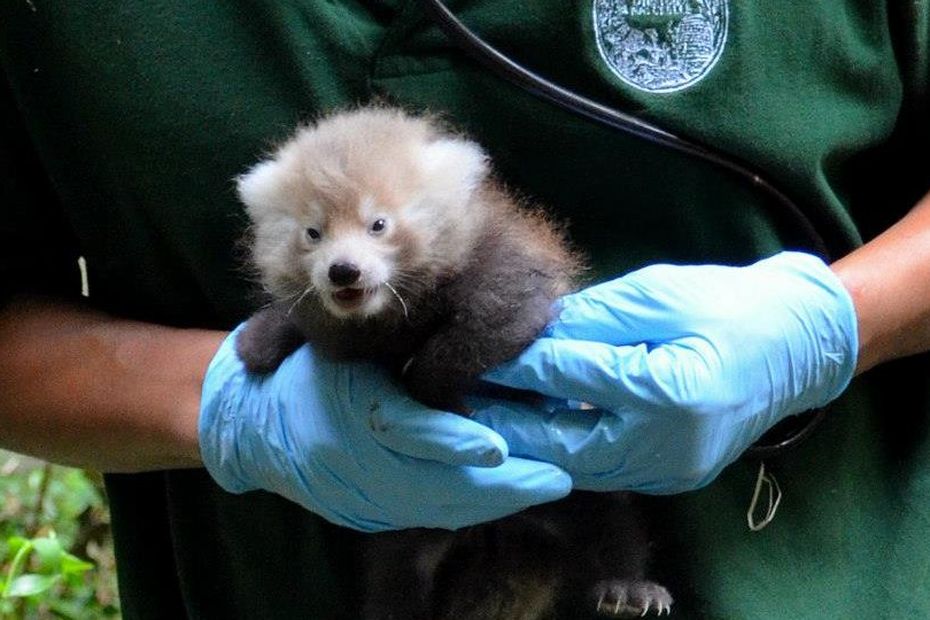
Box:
237, 107, 493, 319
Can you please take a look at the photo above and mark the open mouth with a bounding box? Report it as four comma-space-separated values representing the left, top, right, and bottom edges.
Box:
331, 287, 368, 310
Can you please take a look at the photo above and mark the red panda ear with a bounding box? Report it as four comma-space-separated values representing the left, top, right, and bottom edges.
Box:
419, 138, 489, 195
236, 160, 285, 215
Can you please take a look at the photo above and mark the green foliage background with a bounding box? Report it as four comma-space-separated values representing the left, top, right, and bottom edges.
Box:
0, 451, 119, 619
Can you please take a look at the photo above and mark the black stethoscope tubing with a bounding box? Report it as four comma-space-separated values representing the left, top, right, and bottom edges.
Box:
418, 0, 832, 457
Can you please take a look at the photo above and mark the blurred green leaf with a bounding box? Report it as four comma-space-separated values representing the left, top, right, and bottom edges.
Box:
0, 453, 118, 616
5, 536, 28, 558
32, 535, 65, 572
61, 553, 94, 575
49, 598, 86, 619
49, 601, 83, 619
4, 572, 61, 598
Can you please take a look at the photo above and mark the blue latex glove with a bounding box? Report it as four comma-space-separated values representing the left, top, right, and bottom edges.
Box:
475, 251, 858, 494
199, 328, 571, 532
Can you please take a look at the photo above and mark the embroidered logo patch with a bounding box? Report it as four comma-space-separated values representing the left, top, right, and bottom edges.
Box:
593, 0, 728, 93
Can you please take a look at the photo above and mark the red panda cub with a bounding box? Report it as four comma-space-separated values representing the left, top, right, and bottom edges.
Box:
235, 107, 673, 619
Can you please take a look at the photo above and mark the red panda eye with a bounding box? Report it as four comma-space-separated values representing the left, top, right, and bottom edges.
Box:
370, 219, 387, 235
306, 228, 321, 241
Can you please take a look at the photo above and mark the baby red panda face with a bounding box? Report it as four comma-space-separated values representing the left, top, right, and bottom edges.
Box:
293, 195, 404, 319
237, 108, 490, 321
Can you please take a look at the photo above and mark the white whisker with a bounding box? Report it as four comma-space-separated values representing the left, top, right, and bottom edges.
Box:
383, 281, 409, 319
287, 283, 316, 316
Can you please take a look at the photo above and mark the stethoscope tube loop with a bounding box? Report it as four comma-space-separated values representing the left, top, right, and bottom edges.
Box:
417, 0, 829, 260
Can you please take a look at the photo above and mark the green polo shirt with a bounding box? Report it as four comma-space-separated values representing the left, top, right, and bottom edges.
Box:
1, 1, 928, 618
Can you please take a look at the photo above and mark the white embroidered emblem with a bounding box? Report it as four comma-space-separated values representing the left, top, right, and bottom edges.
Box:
593, 0, 728, 93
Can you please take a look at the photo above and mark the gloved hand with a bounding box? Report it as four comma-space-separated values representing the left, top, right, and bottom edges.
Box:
474, 252, 858, 494
199, 327, 571, 532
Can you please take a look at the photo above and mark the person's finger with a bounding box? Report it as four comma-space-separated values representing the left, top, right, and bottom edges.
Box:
546, 264, 702, 344
409, 457, 573, 529
482, 336, 708, 411
468, 401, 721, 496
369, 397, 508, 467
468, 399, 631, 475
325, 361, 509, 467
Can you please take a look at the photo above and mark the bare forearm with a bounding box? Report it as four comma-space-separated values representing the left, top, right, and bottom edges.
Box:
0, 298, 226, 472
832, 191, 930, 374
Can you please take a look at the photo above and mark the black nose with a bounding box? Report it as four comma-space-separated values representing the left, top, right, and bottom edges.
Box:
328, 262, 361, 286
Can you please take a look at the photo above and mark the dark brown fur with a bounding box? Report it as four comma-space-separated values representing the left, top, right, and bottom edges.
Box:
234, 107, 671, 619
